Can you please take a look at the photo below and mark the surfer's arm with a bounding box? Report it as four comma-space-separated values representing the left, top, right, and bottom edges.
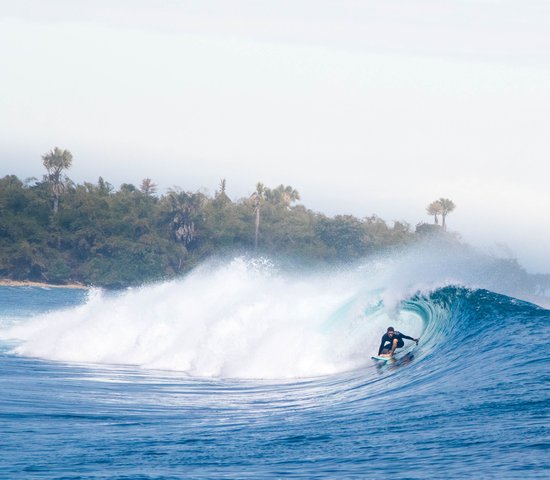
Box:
401, 334, 419, 344
377, 337, 386, 355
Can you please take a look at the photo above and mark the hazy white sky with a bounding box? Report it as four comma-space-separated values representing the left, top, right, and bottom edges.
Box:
1, 0, 549, 272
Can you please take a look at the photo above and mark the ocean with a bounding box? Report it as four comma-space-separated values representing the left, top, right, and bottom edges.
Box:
0, 251, 548, 479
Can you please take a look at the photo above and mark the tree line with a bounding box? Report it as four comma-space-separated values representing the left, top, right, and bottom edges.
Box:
1, 147, 456, 288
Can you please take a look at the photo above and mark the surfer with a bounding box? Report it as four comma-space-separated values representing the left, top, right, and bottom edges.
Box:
378, 326, 419, 357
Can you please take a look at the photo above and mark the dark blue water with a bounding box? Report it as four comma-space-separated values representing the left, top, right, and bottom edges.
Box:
0, 277, 549, 479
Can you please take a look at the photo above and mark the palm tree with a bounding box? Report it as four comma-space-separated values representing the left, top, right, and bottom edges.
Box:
437, 198, 456, 230
42, 147, 73, 214
426, 201, 443, 225
281, 185, 300, 207
219, 178, 227, 196
268, 184, 300, 208
140, 178, 157, 196
165, 189, 204, 244
215, 178, 230, 203
251, 182, 266, 251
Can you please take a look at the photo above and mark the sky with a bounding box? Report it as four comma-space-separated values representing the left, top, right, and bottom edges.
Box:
1, 0, 549, 273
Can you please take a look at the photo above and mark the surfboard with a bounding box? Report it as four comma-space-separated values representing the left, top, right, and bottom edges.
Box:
372, 352, 415, 367
371, 355, 393, 362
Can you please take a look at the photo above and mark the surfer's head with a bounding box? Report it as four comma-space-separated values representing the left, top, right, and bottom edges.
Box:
387, 326, 395, 336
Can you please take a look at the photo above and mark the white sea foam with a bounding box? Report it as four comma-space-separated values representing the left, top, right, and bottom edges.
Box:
1, 257, 425, 379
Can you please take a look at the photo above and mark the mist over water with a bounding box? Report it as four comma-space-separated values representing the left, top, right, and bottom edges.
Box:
2, 239, 544, 379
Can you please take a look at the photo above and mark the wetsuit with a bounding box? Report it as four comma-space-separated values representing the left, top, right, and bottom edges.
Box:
378, 331, 415, 355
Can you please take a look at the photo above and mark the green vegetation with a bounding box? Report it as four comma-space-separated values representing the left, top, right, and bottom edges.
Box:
2, 148, 546, 297
0, 149, 431, 287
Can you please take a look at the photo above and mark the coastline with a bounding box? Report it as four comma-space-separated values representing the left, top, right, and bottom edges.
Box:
0, 279, 89, 289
